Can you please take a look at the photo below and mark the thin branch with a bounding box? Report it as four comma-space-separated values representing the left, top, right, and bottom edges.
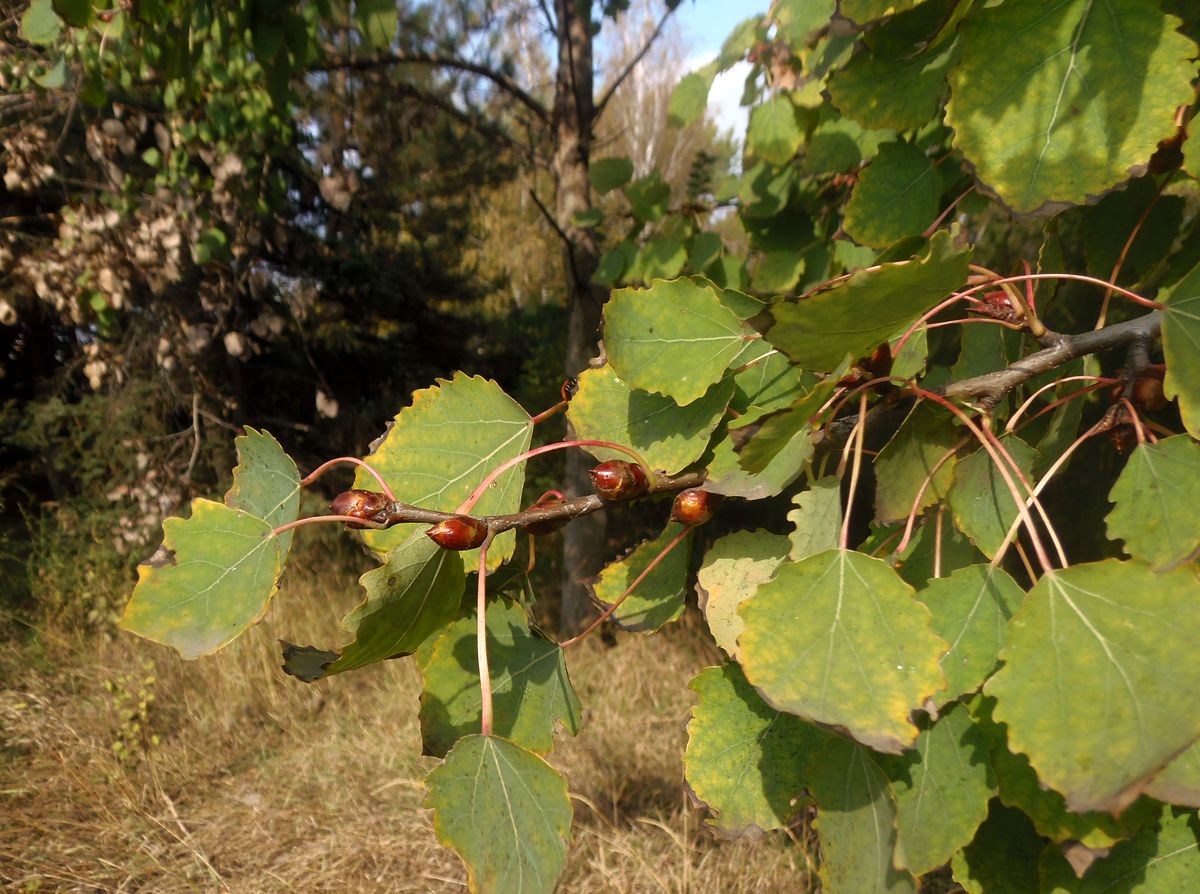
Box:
317, 50, 549, 122
529, 188, 585, 289
944, 312, 1163, 409
594, 4, 677, 120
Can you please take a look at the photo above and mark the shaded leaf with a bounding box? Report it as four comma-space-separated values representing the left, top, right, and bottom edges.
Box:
874, 400, 961, 524
738, 549, 948, 753
355, 373, 531, 567
120, 500, 281, 660
590, 156, 634, 193
830, 33, 957, 131
668, 66, 716, 127
1147, 742, 1200, 808
879, 704, 996, 876
917, 564, 1023, 702
591, 523, 692, 633
604, 278, 747, 406
951, 799, 1045, 894
747, 95, 804, 166
844, 142, 940, 249
839, 0, 923, 26
566, 367, 733, 475
730, 346, 810, 415
426, 735, 571, 894
735, 364, 845, 475
806, 736, 917, 893
685, 664, 828, 835
987, 560, 1200, 812
947, 437, 1038, 558
1106, 435, 1200, 570
769, 230, 970, 372
354, 0, 396, 48
418, 599, 581, 757
946, 0, 1197, 212
225, 427, 300, 561
1160, 263, 1200, 437
788, 476, 842, 561
696, 530, 789, 659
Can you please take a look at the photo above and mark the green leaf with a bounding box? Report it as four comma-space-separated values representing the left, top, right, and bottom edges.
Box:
844, 142, 940, 249
787, 476, 842, 561
21, 0, 62, 44
738, 549, 948, 753
733, 366, 844, 478
878, 704, 996, 876
224, 427, 300, 562
806, 736, 918, 893
947, 437, 1038, 558
572, 208, 603, 228
631, 237, 687, 282
945, 0, 1197, 213
987, 560, 1200, 813
1106, 435, 1200, 570
775, 0, 835, 45
590, 156, 634, 193
750, 249, 805, 293
35, 56, 66, 89
591, 523, 692, 633
354, 0, 397, 48
288, 531, 465, 681
769, 230, 970, 372
893, 515, 986, 588
419, 599, 581, 757
623, 172, 671, 222
696, 530, 790, 659
566, 367, 733, 475
702, 424, 807, 500
593, 240, 637, 286
803, 110, 895, 175
951, 318, 1008, 382
685, 664, 828, 834
1083, 177, 1186, 284
119, 499, 281, 660
839, 0, 924, 26
51, 0, 89, 26
1161, 264, 1200, 437
951, 800, 1045, 894
873, 401, 961, 524
426, 735, 572, 894
354, 373, 531, 567
747, 95, 804, 166
668, 66, 716, 127
830, 35, 957, 132
1148, 743, 1200, 807
991, 739, 1161, 849
917, 565, 1023, 702
688, 232, 723, 273
1039, 809, 1200, 893
604, 278, 747, 406
731, 346, 810, 415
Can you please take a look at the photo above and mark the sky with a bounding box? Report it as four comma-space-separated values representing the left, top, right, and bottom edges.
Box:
674, 0, 769, 137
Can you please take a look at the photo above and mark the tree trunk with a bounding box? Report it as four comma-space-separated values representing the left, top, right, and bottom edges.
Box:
553, 0, 608, 634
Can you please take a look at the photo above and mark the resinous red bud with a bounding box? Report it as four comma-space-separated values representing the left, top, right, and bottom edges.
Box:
670, 489, 721, 526
588, 460, 648, 501
426, 515, 489, 550
330, 489, 392, 525
526, 498, 569, 536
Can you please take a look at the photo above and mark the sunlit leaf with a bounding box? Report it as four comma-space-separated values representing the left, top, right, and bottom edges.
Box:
668, 65, 716, 127
591, 523, 692, 633
830, 34, 957, 131
426, 735, 571, 894
946, 0, 1196, 212
747, 95, 804, 166
1147, 742, 1200, 808
769, 230, 970, 372
696, 530, 789, 658
738, 549, 947, 753
874, 400, 961, 524
987, 560, 1200, 812
225, 427, 300, 561
120, 499, 281, 660
1160, 263, 1200, 437
685, 664, 828, 835
947, 437, 1038, 558
354, 373, 531, 567
21, 0, 62, 44
604, 278, 748, 406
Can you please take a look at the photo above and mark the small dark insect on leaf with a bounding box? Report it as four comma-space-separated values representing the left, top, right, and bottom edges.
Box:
561, 376, 580, 402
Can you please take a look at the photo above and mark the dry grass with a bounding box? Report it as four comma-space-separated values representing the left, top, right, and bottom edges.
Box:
0, 546, 816, 893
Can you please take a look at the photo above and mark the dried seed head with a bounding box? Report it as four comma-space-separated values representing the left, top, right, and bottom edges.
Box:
588, 461, 649, 501
670, 489, 722, 526
425, 515, 489, 550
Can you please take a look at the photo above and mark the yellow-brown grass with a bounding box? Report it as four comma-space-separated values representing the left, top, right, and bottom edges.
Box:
1, 546, 816, 892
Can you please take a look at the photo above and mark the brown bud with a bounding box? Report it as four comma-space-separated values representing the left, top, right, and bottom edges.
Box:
1109, 424, 1138, 454
330, 489, 391, 526
526, 497, 569, 536
588, 460, 649, 501
426, 515, 489, 550
1131, 373, 1167, 412
670, 489, 722, 526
